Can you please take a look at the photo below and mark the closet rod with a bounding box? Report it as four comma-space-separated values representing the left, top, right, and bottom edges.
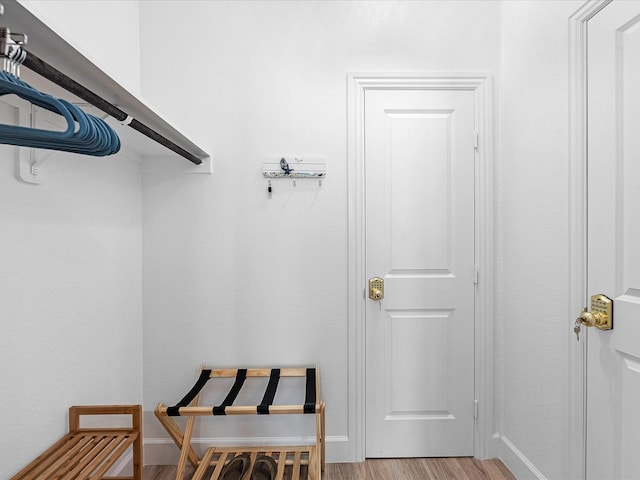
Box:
20, 49, 203, 165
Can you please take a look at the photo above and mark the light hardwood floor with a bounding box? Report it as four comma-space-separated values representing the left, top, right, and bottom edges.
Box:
143, 457, 516, 480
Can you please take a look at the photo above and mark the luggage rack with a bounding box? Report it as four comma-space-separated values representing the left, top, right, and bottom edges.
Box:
155, 367, 325, 480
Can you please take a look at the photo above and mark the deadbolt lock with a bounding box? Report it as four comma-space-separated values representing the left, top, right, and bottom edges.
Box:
577, 294, 613, 331
369, 277, 384, 301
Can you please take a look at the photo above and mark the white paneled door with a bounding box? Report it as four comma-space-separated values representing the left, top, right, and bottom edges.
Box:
364, 89, 476, 457
586, 2, 640, 478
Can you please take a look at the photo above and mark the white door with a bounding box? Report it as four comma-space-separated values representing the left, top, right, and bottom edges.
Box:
364, 88, 476, 457
586, 2, 640, 478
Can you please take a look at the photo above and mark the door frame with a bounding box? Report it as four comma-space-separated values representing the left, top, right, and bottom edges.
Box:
347, 73, 494, 461
568, 1, 612, 478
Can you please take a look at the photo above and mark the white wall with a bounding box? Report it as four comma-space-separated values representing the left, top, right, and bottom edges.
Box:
497, 1, 583, 478
0, 3, 148, 477
17, 0, 142, 96
138, 0, 500, 463
0, 145, 143, 478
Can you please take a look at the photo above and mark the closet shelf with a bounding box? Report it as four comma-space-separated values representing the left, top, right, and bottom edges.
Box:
2, 0, 210, 165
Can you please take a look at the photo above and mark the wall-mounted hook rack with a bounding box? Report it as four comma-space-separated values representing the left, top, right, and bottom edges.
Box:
262, 156, 326, 179
262, 156, 326, 198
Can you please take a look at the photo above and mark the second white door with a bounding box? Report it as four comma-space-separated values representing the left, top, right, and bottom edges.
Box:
585, 2, 640, 478
364, 88, 476, 457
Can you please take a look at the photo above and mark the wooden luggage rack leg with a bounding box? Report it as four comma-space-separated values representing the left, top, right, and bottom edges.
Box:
155, 407, 201, 478
317, 401, 326, 476
155, 367, 209, 479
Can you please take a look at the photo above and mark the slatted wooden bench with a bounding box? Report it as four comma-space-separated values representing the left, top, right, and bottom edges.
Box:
11, 405, 142, 480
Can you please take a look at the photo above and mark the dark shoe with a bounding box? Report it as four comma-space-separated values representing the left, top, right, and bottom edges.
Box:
249, 454, 278, 480
220, 453, 252, 480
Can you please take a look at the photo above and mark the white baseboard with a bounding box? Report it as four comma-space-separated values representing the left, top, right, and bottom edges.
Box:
130, 435, 513, 469
498, 435, 547, 480
323, 435, 351, 463
142, 435, 511, 467
144, 435, 351, 465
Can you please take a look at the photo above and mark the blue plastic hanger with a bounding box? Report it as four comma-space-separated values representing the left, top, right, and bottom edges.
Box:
0, 67, 120, 156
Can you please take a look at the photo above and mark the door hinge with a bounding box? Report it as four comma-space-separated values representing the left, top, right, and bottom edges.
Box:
474, 131, 479, 151
474, 265, 479, 285
474, 399, 478, 419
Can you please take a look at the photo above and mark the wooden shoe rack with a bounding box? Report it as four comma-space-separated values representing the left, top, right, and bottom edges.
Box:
11, 405, 142, 480
155, 367, 325, 480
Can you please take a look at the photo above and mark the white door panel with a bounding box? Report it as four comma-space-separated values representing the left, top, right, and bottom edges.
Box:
365, 89, 475, 457
587, 2, 640, 478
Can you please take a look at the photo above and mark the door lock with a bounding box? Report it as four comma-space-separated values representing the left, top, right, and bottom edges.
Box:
369, 277, 384, 301
574, 294, 613, 341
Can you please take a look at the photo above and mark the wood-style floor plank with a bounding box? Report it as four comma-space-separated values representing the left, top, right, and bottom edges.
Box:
143, 457, 516, 480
